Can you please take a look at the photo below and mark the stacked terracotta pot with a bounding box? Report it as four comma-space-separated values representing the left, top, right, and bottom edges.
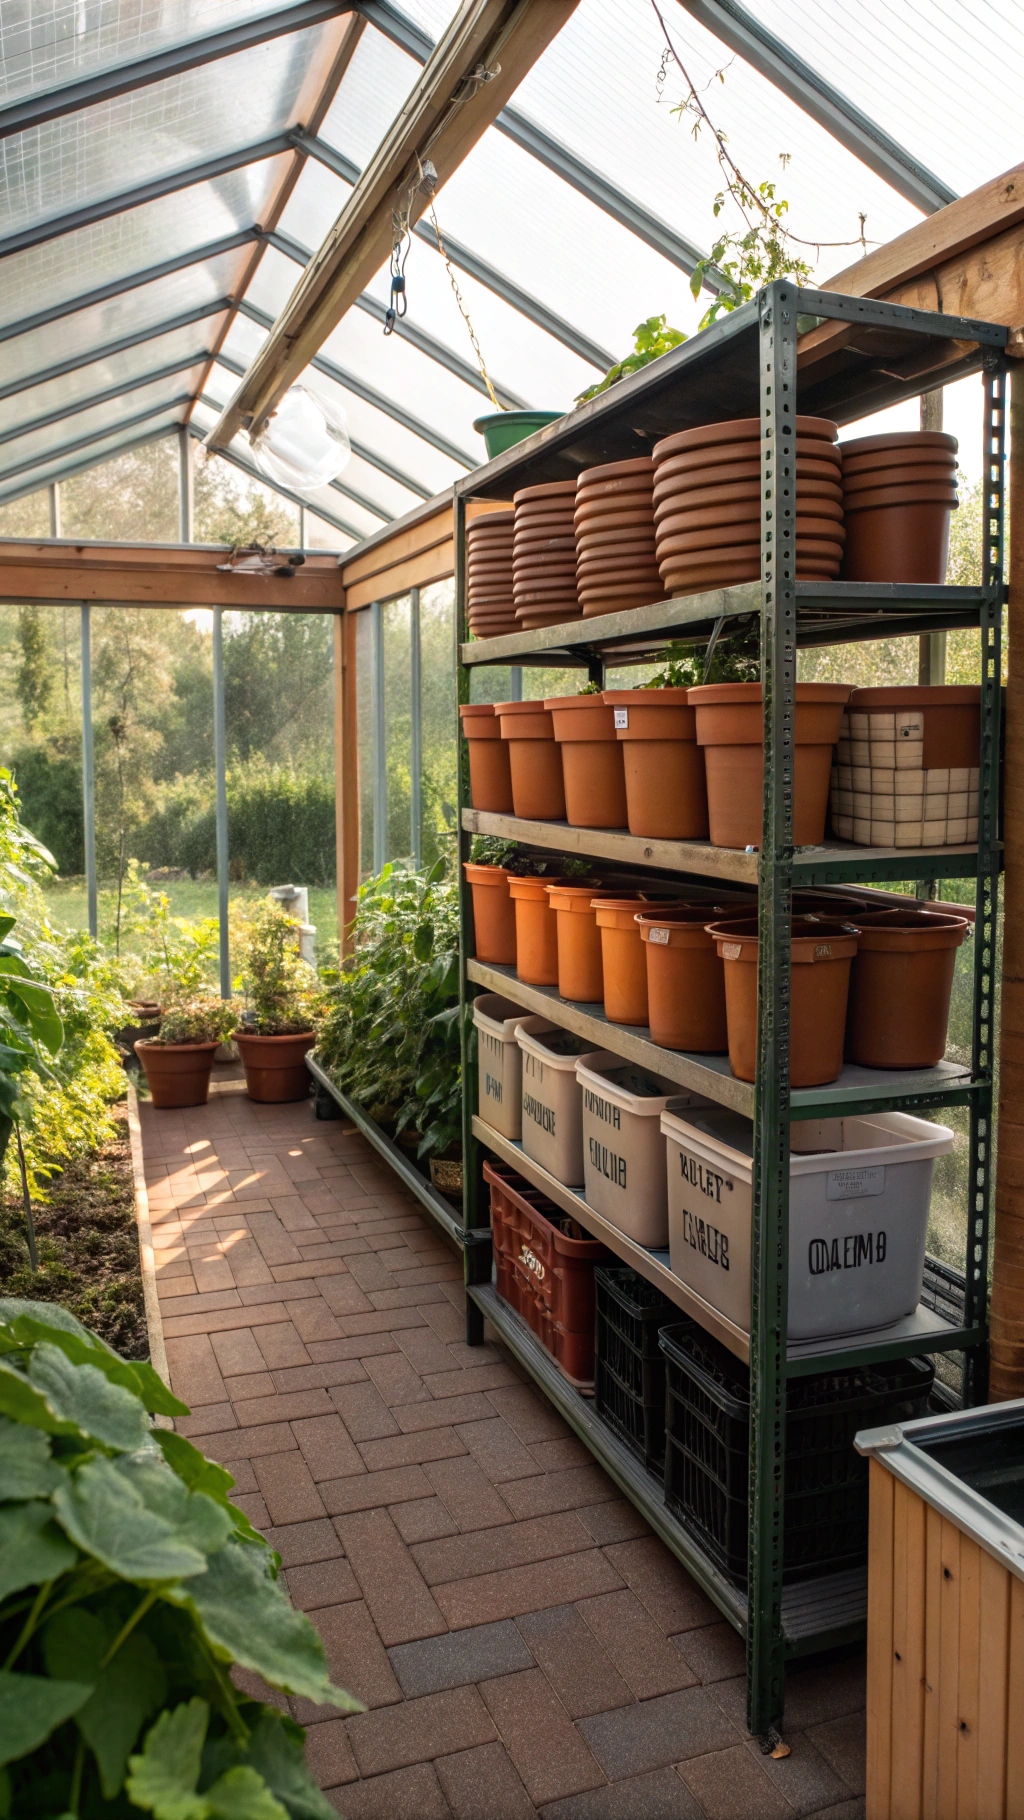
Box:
512, 481, 581, 628
651, 415, 844, 596
466, 511, 516, 636
573, 457, 665, 619
839, 430, 958, 583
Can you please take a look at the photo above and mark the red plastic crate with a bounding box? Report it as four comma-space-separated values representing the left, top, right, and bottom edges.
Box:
484, 1158, 608, 1388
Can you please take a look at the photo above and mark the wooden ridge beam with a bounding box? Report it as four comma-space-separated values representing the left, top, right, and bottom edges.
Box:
207, 0, 578, 451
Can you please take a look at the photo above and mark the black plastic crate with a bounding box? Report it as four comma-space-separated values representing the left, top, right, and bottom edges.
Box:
660, 1323, 934, 1585
594, 1267, 682, 1475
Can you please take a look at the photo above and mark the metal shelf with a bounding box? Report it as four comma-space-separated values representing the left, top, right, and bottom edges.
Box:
472, 1117, 978, 1375
459, 580, 991, 667
468, 958, 977, 1121
462, 807, 985, 888
469, 1282, 868, 1657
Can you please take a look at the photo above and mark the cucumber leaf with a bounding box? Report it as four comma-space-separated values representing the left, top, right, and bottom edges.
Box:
0, 1501, 77, 1602
43, 1606, 166, 1799
0, 1416, 65, 1501
0, 1671, 92, 1767
52, 1458, 210, 1583
28, 1345, 152, 1453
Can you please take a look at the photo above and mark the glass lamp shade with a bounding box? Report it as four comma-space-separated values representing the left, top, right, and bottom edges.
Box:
251, 385, 351, 493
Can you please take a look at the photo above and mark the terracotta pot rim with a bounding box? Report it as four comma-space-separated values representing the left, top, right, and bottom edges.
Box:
508, 874, 574, 899
852, 918, 968, 949
459, 702, 497, 719
135, 1038, 220, 1053
577, 554, 661, 574
577, 457, 655, 483
690, 681, 851, 704
235, 1030, 314, 1046
495, 699, 554, 721
653, 476, 843, 510
654, 495, 844, 527
545, 884, 606, 906
653, 415, 838, 460
463, 862, 510, 883
707, 917, 860, 958
843, 485, 959, 511
841, 455, 957, 481
574, 488, 654, 516
571, 506, 656, 530
602, 687, 691, 705
653, 441, 841, 479
847, 685, 980, 706
839, 430, 958, 458
513, 479, 578, 503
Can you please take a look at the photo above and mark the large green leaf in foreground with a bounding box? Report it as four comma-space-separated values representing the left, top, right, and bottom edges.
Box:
0, 1415, 65, 1500
0, 1671, 93, 1767
29, 1344, 152, 1452
43, 1606, 167, 1799
126, 1700, 288, 1820
53, 1458, 212, 1583
0, 1501, 77, 1602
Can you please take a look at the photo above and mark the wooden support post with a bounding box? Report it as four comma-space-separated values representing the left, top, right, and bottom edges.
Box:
334, 609, 360, 955
990, 362, 1024, 1400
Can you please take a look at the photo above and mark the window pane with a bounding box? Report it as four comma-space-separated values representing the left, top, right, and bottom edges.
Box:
383, 594, 412, 865
355, 605, 374, 878
418, 578, 456, 868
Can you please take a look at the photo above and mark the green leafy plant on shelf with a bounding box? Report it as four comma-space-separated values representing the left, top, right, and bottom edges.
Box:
316, 858, 462, 1157
234, 903, 320, 1037
0, 1297, 357, 1818
575, 314, 688, 405
636, 636, 761, 688
154, 998, 239, 1046
468, 837, 590, 880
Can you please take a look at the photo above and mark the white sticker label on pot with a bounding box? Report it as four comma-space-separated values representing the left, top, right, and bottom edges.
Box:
722, 942, 742, 960
613, 708, 629, 728
814, 943, 833, 958
826, 1165, 886, 1200
648, 927, 671, 945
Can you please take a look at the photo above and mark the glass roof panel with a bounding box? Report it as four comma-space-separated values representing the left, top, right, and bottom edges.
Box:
3, 323, 211, 435
274, 153, 348, 251
0, 0, 294, 104
0, 158, 285, 331
0, 372, 190, 476
0, 251, 235, 387
318, 22, 418, 168
0, 24, 329, 236
0, 410, 183, 502
743, 0, 1024, 201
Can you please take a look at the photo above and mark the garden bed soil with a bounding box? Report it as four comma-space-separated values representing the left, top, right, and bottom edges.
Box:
0, 1104, 146, 1358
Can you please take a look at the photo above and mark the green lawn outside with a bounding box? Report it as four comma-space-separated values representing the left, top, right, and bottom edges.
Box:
43, 878, 340, 958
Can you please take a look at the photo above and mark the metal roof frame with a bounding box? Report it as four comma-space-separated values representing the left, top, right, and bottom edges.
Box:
0, 396, 191, 491
0, 0, 354, 141
353, 0, 726, 283
0, 428, 176, 508
0, 303, 230, 404
0, 233, 260, 347
0, 354, 209, 451
675, 0, 957, 215
292, 132, 612, 369
236, 298, 477, 467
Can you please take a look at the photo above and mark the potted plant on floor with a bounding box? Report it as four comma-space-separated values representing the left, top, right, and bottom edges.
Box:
134, 995, 238, 1108
234, 901, 321, 1102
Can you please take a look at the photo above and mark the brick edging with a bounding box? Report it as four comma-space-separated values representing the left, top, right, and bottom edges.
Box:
126, 1079, 171, 1394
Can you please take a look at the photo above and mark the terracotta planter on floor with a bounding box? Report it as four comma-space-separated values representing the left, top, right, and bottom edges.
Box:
464, 863, 517, 966
545, 695, 628, 828
508, 875, 568, 985
235, 1031, 314, 1102
689, 682, 851, 849
459, 703, 514, 813
496, 701, 566, 820
845, 908, 968, 1067
546, 884, 605, 1002
637, 912, 728, 1052
134, 1040, 218, 1108
603, 686, 710, 840
593, 896, 692, 1026
708, 917, 859, 1086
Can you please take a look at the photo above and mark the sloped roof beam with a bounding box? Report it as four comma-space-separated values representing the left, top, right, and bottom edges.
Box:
290, 129, 612, 368
0, 397, 191, 488
188, 416, 362, 540
0, 0, 354, 141
675, 0, 956, 214
0, 232, 258, 345
0, 354, 210, 450
0, 137, 293, 262
0, 302, 230, 404
235, 298, 477, 467
214, 348, 431, 499
353, 0, 725, 284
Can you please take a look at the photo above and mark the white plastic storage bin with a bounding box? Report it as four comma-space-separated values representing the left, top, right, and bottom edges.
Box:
516, 1017, 605, 1186
473, 993, 530, 1140
576, 1055, 707, 1249
662, 1106, 953, 1341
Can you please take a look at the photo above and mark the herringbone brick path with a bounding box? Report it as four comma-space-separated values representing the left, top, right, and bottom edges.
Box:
142, 1068, 866, 1819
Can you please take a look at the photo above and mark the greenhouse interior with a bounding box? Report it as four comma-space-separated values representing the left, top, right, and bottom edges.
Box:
2, 0, 1024, 1814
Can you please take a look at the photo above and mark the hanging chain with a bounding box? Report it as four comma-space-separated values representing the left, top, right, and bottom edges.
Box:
427, 201, 502, 410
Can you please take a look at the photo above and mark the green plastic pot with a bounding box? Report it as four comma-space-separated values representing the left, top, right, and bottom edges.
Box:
474, 410, 563, 459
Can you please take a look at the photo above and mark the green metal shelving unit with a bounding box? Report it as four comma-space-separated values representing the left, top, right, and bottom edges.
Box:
453, 281, 1008, 1739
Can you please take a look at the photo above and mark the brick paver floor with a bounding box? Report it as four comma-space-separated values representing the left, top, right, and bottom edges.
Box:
142, 1069, 867, 1820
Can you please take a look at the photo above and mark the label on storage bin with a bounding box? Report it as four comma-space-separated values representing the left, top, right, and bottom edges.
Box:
826, 1165, 886, 1200
809, 1230, 888, 1273
613, 707, 629, 729
523, 1093, 556, 1135
520, 1243, 545, 1280
648, 927, 671, 945
484, 1071, 503, 1105
588, 1137, 626, 1188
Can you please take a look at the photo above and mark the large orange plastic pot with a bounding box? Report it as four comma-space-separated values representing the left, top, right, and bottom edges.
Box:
845, 909, 968, 1067
707, 916, 859, 1085
593, 895, 692, 1026
459, 704, 514, 812
235, 1032, 314, 1103
637, 912, 727, 1051
546, 883, 605, 1001
842, 493, 958, 584
508, 875, 569, 985
602, 688, 709, 839
134, 1040, 217, 1108
464, 863, 516, 966
688, 682, 851, 849
846, 685, 980, 768
544, 695, 628, 828
495, 700, 566, 820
